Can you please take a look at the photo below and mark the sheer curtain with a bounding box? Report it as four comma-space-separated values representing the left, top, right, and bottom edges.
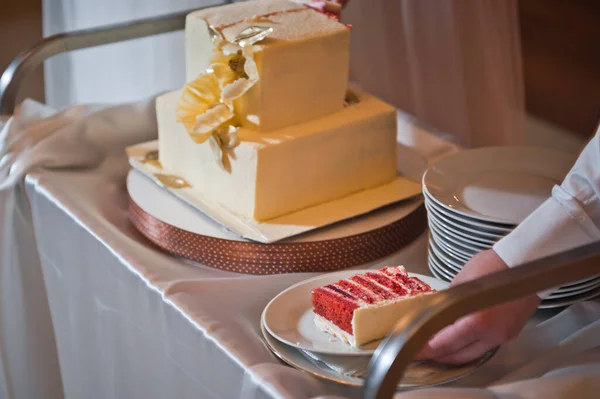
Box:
345, 0, 526, 147
42, 0, 226, 110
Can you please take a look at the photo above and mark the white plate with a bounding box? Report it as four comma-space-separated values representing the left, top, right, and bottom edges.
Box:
430, 234, 472, 263
549, 277, 600, 295
430, 228, 480, 258
540, 286, 600, 309
429, 216, 500, 246
425, 202, 508, 240
546, 282, 600, 300
128, 169, 424, 244
429, 232, 600, 298
260, 320, 497, 389
261, 270, 448, 356
428, 253, 457, 281
428, 221, 491, 251
556, 276, 600, 292
424, 191, 514, 233
426, 254, 600, 310
423, 147, 575, 225
429, 252, 459, 280
428, 262, 450, 283
429, 240, 464, 271
127, 141, 423, 243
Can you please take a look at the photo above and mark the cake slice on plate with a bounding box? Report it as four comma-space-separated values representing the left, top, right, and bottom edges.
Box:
311, 266, 435, 346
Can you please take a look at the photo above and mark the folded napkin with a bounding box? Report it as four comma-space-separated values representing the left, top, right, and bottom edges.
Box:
298, 302, 600, 389
0, 97, 159, 190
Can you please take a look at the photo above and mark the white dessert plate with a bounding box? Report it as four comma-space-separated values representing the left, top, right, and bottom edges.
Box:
428, 252, 458, 281
427, 256, 452, 283
546, 282, 600, 300
430, 234, 472, 263
424, 191, 514, 233
127, 141, 423, 243
423, 147, 575, 225
430, 228, 480, 258
426, 252, 599, 308
539, 286, 600, 309
428, 212, 499, 246
428, 221, 491, 252
429, 241, 464, 272
260, 319, 497, 389
261, 270, 448, 356
555, 276, 600, 293
425, 202, 507, 240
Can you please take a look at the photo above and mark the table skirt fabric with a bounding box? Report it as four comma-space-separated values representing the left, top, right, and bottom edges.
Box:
2, 100, 600, 399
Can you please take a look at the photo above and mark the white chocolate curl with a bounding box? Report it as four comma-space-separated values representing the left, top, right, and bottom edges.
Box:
220, 44, 259, 104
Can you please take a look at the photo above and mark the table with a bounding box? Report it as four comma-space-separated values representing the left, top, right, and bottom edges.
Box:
13, 110, 600, 399
25, 153, 431, 399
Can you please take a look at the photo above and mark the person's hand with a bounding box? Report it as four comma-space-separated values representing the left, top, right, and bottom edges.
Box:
415, 249, 541, 365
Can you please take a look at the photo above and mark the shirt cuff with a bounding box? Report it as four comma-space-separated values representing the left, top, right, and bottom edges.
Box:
493, 193, 600, 299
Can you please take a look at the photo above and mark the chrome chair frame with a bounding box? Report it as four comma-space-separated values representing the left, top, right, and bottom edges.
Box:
2, 7, 599, 399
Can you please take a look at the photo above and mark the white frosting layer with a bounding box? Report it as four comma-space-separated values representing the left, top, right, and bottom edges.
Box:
352, 297, 426, 347
157, 88, 397, 221
185, 0, 350, 131
314, 314, 355, 346
158, 91, 259, 218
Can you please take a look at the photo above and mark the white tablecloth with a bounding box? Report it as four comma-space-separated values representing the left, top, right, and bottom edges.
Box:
4, 101, 600, 399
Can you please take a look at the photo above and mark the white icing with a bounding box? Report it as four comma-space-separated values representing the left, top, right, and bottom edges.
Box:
185, 1, 350, 132
314, 314, 355, 346
192, 104, 234, 136
158, 88, 396, 221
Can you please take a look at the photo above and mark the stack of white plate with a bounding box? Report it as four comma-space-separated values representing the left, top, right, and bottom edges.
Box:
422, 146, 600, 309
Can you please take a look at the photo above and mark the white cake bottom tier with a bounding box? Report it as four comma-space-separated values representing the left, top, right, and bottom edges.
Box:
157, 88, 397, 221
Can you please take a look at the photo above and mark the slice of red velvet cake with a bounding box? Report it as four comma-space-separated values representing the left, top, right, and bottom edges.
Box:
311, 266, 434, 346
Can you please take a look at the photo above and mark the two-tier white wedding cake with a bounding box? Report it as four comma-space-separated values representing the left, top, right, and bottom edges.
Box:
157, 0, 398, 221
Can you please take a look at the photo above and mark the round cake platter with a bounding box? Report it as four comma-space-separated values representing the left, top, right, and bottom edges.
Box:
127, 170, 428, 275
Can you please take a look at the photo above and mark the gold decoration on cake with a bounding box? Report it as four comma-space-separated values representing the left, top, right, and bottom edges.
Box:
154, 174, 191, 189
210, 30, 262, 105
209, 125, 240, 172
207, 25, 223, 43
177, 25, 273, 172
211, 48, 249, 88
141, 150, 162, 169
176, 73, 221, 131
176, 73, 235, 144
233, 26, 274, 47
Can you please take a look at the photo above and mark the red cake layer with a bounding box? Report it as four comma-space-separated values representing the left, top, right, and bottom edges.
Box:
312, 266, 434, 335
312, 285, 358, 334
350, 275, 396, 300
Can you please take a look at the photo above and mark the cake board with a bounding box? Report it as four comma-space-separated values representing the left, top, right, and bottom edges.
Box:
128, 169, 427, 275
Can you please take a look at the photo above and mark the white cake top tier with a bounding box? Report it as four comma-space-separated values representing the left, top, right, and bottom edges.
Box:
185, 0, 350, 132
188, 0, 347, 43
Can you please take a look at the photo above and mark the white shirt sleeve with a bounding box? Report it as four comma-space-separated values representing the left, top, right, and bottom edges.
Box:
493, 127, 600, 298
